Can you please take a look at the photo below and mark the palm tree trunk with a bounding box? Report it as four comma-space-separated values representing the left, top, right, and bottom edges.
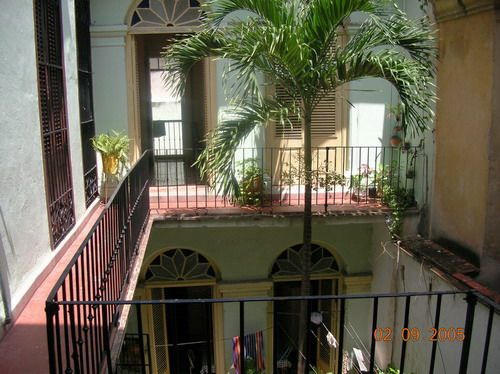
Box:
298, 108, 313, 374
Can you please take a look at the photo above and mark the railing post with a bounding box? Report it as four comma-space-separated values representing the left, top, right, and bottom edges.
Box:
136, 304, 147, 374
68, 304, 81, 374
205, 303, 213, 374
337, 298, 345, 374
429, 294, 442, 374
399, 296, 411, 373
46, 301, 60, 374
273, 300, 278, 374
459, 292, 477, 374
324, 147, 330, 212
102, 306, 113, 373
240, 301, 245, 374
369, 297, 379, 373
480, 305, 494, 374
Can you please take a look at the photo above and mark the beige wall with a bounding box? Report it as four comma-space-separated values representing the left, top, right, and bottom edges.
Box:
431, 7, 495, 258
371, 238, 500, 373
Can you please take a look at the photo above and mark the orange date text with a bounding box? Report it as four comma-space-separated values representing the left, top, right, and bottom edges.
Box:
373, 327, 465, 342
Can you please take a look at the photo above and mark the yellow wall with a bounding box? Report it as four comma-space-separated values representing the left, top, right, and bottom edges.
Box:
431, 9, 495, 256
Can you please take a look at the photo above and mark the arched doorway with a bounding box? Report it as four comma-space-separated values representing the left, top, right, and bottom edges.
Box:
144, 248, 217, 374
126, 0, 216, 181
271, 243, 342, 373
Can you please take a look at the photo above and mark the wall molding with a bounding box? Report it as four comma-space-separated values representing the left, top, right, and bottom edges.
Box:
432, 0, 500, 23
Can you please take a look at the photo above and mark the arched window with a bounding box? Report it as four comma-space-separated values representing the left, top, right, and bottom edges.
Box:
145, 248, 216, 281
129, 0, 204, 29
271, 243, 340, 277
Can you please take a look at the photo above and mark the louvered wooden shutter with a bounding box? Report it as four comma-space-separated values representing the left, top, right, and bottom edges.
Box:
275, 41, 337, 140
76, 0, 98, 207
274, 85, 302, 139
35, 0, 76, 247
274, 86, 337, 139
311, 89, 336, 138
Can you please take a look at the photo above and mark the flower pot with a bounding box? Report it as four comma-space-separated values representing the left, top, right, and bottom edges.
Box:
390, 135, 402, 147
102, 154, 119, 175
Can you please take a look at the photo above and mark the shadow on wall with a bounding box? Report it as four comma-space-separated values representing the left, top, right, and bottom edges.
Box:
0, 206, 13, 330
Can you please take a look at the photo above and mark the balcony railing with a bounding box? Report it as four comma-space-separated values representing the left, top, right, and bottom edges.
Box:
44, 148, 500, 374
151, 146, 420, 210
45, 151, 151, 374
47, 289, 499, 374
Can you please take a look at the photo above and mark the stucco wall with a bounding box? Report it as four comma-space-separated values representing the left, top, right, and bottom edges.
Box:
90, 31, 129, 136
431, 11, 494, 257
89, 0, 131, 138
371, 237, 500, 373
143, 216, 377, 280
139, 216, 380, 372
0, 0, 87, 325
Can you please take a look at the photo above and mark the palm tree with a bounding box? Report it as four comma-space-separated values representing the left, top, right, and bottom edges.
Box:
163, 0, 435, 372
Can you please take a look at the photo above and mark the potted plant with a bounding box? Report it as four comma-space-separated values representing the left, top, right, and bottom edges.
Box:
390, 135, 402, 147
236, 158, 265, 206
91, 131, 129, 175
389, 104, 404, 147
349, 164, 373, 202
91, 131, 130, 201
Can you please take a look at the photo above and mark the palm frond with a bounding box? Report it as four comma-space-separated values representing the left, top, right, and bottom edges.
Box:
338, 50, 435, 136
304, 0, 376, 48
204, 0, 288, 28
196, 98, 293, 197
162, 29, 224, 97
340, 10, 436, 70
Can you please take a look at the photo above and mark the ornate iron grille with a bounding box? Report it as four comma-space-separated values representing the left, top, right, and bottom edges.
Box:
35, 0, 75, 247
76, 0, 98, 206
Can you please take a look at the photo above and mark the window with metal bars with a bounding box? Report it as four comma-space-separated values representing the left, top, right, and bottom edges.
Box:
75, 0, 98, 206
34, 0, 76, 247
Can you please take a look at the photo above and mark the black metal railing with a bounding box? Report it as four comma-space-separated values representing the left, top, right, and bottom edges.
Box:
152, 120, 183, 156
151, 146, 420, 210
116, 334, 152, 374
48, 290, 499, 374
45, 151, 151, 374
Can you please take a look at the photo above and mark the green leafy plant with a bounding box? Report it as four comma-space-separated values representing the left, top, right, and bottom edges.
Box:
244, 357, 263, 374
91, 131, 129, 175
348, 164, 375, 201
382, 185, 414, 239
377, 365, 400, 374
280, 152, 347, 191
236, 158, 265, 206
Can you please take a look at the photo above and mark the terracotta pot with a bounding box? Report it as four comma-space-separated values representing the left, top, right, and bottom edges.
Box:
102, 154, 119, 175
390, 135, 402, 147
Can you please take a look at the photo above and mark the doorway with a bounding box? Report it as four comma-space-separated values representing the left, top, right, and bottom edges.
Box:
274, 279, 339, 373
134, 34, 209, 186
150, 285, 214, 374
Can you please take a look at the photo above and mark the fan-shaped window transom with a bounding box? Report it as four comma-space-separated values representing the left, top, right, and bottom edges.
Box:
145, 248, 216, 281
271, 244, 339, 277
130, 0, 204, 29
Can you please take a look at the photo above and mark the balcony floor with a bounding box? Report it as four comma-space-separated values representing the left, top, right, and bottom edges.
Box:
0, 205, 103, 374
149, 185, 386, 212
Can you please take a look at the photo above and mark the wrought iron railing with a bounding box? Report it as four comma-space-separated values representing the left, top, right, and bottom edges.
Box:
47, 289, 499, 374
45, 151, 151, 374
116, 334, 152, 374
151, 146, 420, 210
